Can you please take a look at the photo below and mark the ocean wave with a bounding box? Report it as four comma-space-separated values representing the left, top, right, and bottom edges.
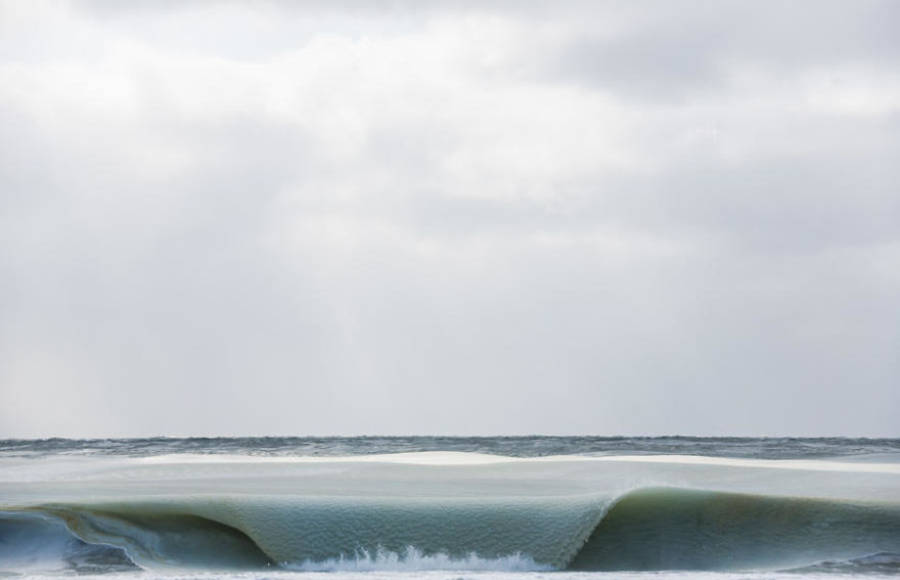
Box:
2, 487, 899, 574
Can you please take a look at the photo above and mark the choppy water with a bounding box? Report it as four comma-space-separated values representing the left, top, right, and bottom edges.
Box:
1, 437, 898, 580
3, 436, 899, 459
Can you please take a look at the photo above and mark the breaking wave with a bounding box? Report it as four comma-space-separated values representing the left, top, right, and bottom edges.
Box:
0, 511, 137, 574
2, 487, 899, 574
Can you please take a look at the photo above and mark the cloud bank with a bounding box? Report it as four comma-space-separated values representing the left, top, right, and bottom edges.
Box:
1, 1, 898, 437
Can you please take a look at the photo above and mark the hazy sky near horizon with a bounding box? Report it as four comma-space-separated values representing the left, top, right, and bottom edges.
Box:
1, 1, 899, 438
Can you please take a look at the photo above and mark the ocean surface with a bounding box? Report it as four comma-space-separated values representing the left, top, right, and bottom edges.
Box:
1, 437, 898, 580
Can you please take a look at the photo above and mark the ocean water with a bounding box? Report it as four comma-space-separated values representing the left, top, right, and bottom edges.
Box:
1, 437, 898, 580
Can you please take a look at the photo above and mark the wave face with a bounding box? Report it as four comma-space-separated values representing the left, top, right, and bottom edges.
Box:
9, 495, 608, 570
3, 489, 899, 574
571, 488, 900, 571
2, 450, 899, 575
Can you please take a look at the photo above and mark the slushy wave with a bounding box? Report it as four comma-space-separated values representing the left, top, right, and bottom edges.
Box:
3, 487, 899, 574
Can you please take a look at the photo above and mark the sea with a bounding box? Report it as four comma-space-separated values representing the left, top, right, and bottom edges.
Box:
1, 437, 898, 580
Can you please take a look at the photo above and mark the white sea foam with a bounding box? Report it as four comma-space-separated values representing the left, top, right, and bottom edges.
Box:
127, 450, 900, 472
11, 570, 900, 580
285, 546, 552, 572
586, 454, 900, 474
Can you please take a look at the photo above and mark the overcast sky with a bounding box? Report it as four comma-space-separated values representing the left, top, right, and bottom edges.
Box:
1, 1, 898, 438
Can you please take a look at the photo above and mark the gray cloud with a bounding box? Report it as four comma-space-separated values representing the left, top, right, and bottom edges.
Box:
520, 1, 900, 102
1, 0, 898, 437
